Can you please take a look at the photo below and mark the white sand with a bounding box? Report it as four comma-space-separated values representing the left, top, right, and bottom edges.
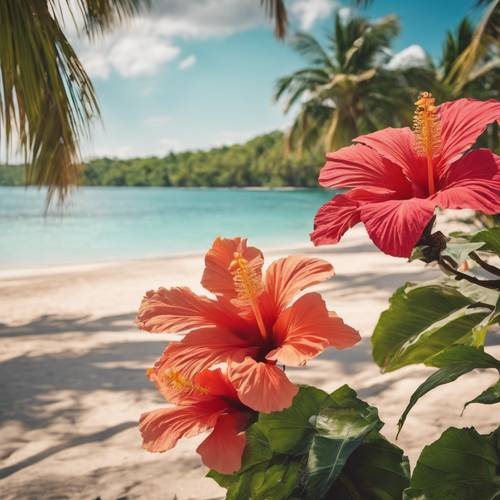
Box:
1, 226, 498, 499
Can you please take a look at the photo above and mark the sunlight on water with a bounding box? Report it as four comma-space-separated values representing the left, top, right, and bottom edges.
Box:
0, 187, 333, 269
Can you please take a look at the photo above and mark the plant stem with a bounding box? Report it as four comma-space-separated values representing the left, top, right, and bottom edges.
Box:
438, 258, 500, 291
470, 252, 500, 277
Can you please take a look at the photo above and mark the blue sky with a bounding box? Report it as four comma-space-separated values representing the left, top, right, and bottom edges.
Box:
78, 0, 482, 158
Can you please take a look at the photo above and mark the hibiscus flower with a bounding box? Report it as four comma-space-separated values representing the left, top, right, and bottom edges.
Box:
140, 367, 251, 474
311, 94, 500, 258
137, 237, 360, 413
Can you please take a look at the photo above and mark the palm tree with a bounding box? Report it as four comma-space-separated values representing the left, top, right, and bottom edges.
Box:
0, 0, 150, 204
275, 13, 435, 154
440, 16, 499, 100
444, 0, 499, 93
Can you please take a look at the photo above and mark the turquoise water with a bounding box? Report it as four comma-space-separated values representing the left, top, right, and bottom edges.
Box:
0, 187, 333, 269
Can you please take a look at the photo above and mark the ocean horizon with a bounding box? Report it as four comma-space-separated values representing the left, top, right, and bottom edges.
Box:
0, 186, 333, 270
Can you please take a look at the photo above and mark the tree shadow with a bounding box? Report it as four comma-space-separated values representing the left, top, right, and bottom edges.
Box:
0, 312, 136, 338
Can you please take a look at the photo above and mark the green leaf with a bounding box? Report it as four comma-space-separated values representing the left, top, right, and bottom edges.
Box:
406, 427, 500, 500
328, 432, 410, 499
304, 387, 383, 499
207, 424, 301, 500
471, 227, 500, 255
398, 346, 500, 433
441, 239, 485, 265
258, 386, 330, 454
464, 377, 500, 411
372, 283, 492, 372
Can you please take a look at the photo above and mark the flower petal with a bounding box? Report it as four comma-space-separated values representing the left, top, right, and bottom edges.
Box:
354, 127, 427, 195
137, 287, 224, 334
201, 237, 264, 300
196, 413, 248, 474
267, 292, 360, 366
319, 142, 412, 194
433, 149, 500, 213
310, 193, 361, 246
229, 357, 298, 413
360, 198, 436, 258
438, 98, 500, 173
139, 401, 225, 453
195, 367, 239, 402
152, 327, 258, 379
311, 188, 399, 247
265, 255, 334, 311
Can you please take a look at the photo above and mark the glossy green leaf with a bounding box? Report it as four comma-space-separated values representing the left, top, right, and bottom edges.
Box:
464, 377, 500, 411
398, 346, 500, 433
471, 227, 500, 255
304, 387, 383, 499
258, 385, 330, 454
406, 427, 500, 500
328, 432, 410, 499
372, 283, 492, 372
441, 239, 484, 265
305, 409, 379, 498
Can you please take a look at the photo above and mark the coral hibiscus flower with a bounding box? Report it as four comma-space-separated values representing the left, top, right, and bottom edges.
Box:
311, 94, 500, 257
137, 237, 360, 413
140, 367, 251, 474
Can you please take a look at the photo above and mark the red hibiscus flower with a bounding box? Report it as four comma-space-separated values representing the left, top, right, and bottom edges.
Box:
311, 94, 500, 257
137, 237, 360, 413
140, 367, 250, 474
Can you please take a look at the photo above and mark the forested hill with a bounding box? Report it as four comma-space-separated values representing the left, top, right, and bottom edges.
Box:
0, 132, 324, 188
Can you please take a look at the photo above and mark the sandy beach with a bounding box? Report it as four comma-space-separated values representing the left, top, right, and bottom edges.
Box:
1, 226, 499, 500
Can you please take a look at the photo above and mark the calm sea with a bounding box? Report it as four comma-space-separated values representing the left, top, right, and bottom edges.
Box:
0, 187, 333, 270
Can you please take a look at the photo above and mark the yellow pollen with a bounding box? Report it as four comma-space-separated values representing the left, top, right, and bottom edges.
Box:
413, 91, 441, 195
229, 252, 268, 340
162, 370, 209, 394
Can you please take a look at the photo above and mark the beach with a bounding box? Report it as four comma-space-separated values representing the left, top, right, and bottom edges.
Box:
1, 225, 499, 500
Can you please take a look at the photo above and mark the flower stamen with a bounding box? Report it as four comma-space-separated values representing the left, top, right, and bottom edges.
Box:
230, 252, 268, 340
162, 370, 209, 394
413, 91, 441, 195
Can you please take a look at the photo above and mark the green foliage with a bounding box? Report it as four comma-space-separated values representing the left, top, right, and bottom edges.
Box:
463, 377, 500, 410
0, 131, 324, 188
209, 385, 409, 500
371, 280, 494, 372
404, 427, 500, 500
397, 346, 500, 433
275, 12, 435, 152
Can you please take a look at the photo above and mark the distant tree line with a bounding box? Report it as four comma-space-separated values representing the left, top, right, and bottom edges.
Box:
0, 132, 324, 188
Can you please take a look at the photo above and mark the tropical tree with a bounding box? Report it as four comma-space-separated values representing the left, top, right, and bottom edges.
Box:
275, 13, 435, 153
0, 0, 151, 204
441, 16, 499, 100
445, 0, 499, 93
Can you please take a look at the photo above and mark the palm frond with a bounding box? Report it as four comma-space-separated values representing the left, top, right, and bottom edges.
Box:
0, 0, 148, 205
446, 0, 499, 91
50, 0, 149, 38
260, 0, 288, 39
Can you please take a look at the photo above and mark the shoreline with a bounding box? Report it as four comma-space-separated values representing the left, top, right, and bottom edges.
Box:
0, 228, 370, 280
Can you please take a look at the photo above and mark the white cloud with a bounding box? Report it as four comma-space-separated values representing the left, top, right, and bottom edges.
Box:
178, 54, 196, 70
386, 44, 428, 70
290, 0, 334, 30
73, 0, 270, 79
110, 35, 179, 77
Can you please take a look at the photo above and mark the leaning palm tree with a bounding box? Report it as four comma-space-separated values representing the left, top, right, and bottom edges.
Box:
0, 0, 150, 204
440, 16, 499, 101
445, 0, 499, 93
275, 13, 436, 153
